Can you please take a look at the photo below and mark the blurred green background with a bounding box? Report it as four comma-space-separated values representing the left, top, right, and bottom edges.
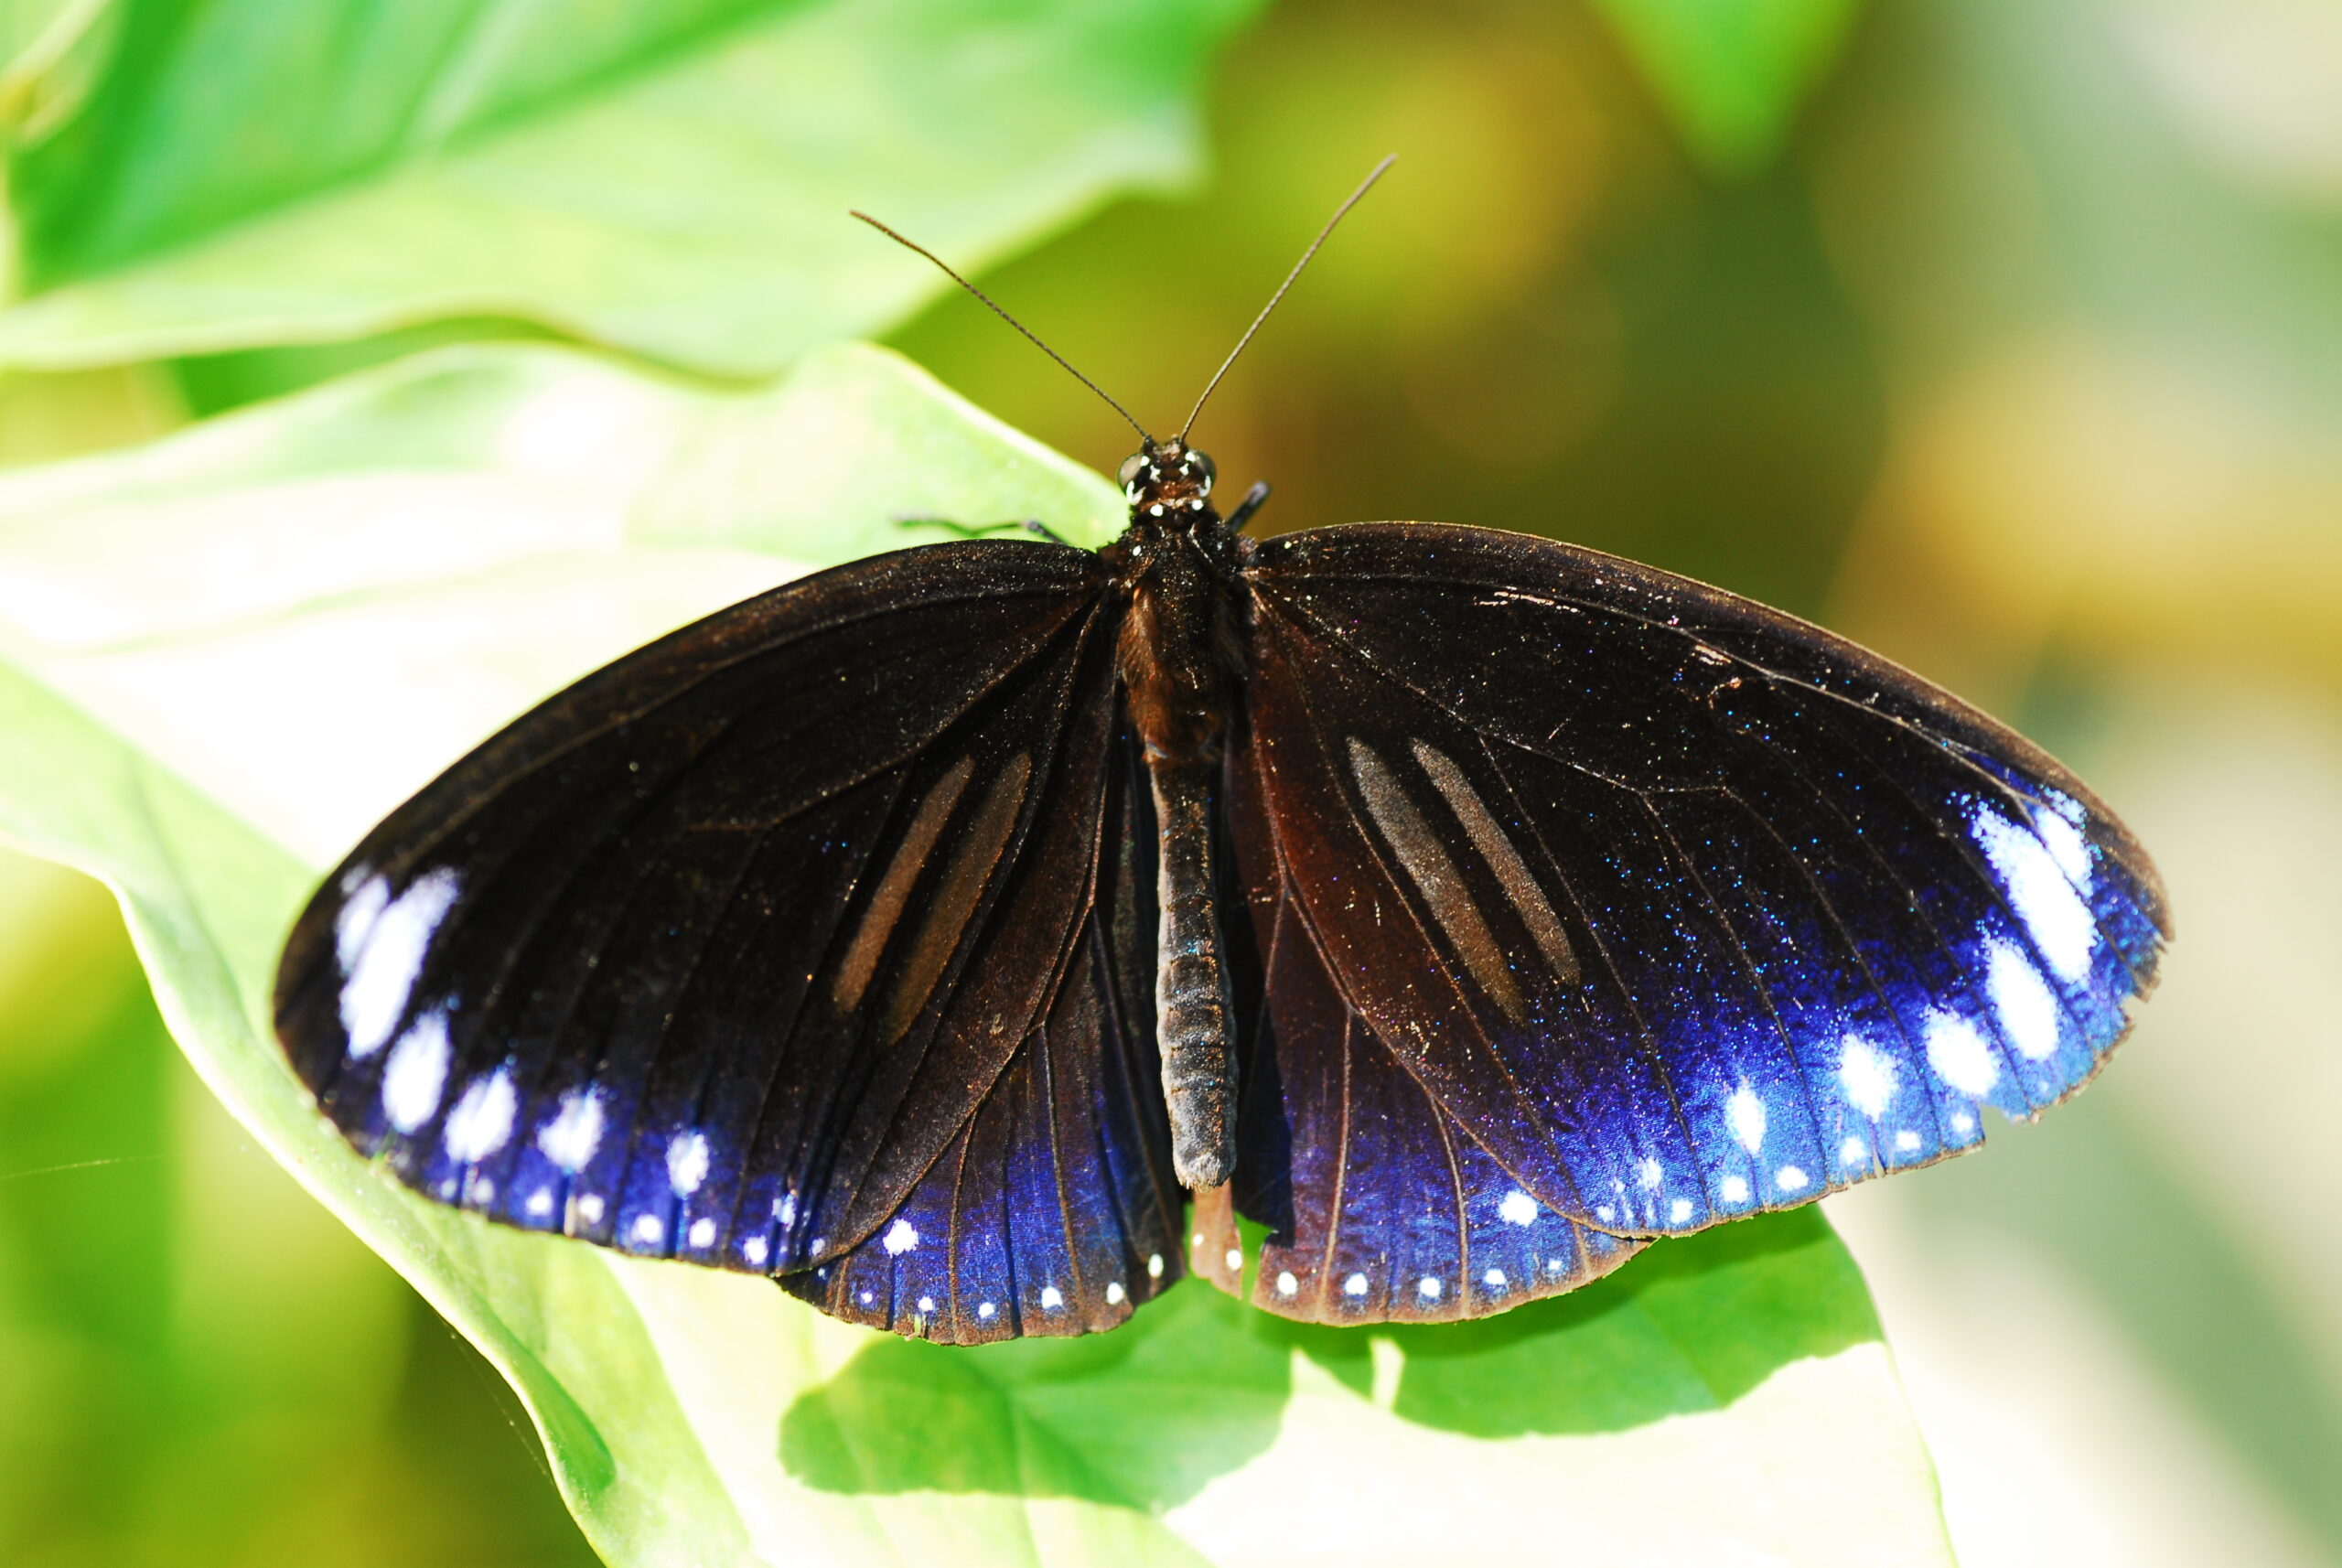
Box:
4, 0, 2339, 1563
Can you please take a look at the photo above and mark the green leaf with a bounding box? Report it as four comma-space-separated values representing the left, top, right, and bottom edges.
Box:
0, 0, 120, 155
0, 0, 1258, 374
0, 344, 1953, 1566
1590, 0, 1865, 175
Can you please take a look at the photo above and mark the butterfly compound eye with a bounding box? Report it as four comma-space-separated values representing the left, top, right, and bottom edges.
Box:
1189, 452, 1216, 490
1118, 453, 1148, 489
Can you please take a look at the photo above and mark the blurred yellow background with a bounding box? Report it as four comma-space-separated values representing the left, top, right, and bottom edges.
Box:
5, 0, 2338, 1563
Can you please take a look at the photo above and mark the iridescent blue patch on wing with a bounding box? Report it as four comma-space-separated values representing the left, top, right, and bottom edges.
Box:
1239, 528, 2170, 1249
776, 918, 1185, 1345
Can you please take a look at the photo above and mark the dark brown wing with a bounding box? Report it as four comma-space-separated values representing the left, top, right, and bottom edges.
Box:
781, 728, 1183, 1343
1184, 741, 1646, 1323
274, 540, 1182, 1337
1229, 522, 2167, 1243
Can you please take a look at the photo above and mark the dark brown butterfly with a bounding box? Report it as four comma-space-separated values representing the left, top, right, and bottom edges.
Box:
274, 163, 2168, 1345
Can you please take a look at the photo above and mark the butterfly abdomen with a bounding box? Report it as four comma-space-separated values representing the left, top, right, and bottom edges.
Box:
1148, 755, 1237, 1188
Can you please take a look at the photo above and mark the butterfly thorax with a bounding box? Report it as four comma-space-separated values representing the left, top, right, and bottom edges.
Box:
1101, 439, 1246, 1191
1102, 440, 1244, 764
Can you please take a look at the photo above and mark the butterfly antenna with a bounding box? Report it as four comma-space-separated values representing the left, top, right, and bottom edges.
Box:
851, 210, 1155, 446
1178, 154, 1396, 446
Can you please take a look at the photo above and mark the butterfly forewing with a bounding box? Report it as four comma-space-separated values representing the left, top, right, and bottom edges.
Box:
274, 541, 1186, 1333
1234, 523, 2168, 1240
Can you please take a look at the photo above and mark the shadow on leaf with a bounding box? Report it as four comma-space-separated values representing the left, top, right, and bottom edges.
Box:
779, 1208, 1875, 1504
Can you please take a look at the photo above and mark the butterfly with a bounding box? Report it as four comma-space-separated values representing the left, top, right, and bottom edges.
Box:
273, 161, 2168, 1345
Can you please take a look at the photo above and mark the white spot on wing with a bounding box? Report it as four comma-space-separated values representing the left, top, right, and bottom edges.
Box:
688, 1217, 716, 1249
1224, 1248, 1242, 1273
2034, 796, 2093, 886
742, 1235, 769, 1267
338, 870, 461, 1060
442, 1064, 516, 1163
1105, 1282, 1125, 1305
1776, 1165, 1809, 1192
1039, 1286, 1064, 1310
525, 1187, 553, 1219
1726, 1085, 1767, 1155
1483, 1268, 1507, 1289
1924, 1008, 2001, 1095
537, 1088, 605, 1172
576, 1193, 605, 1224
1418, 1276, 1443, 1300
1986, 937, 2062, 1061
1894, 1129, 1922, 1153
666, 1130, 710, 1196
1971, 804, 2098, 982
1275, 1271, 1298, 1297
918, 1294, 936, 1314
977, 1301, 995, 1320
1344, 1273, 1370, 1297
882, 1219, 919, 1256
333, 874, 388, 964
1636, 1157, 1663, 1191
631, 1214, 663, 1247
1147, 1252, 1165, 1279
1839, 1134, 1868, 1165
1838, 1036, 1896, 1120
1721, 1175, 1750, 1204
1499, 1189, 1538, 1226
381, 1010, 453, 1133
1669, 1197, 1694, 1223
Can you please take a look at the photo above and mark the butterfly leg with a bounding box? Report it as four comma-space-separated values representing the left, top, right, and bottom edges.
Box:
1224, 482, 1272, 533
894, 515, 1073, 545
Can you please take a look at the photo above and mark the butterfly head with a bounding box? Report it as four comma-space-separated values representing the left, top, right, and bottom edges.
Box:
1119, 442, 1217, 520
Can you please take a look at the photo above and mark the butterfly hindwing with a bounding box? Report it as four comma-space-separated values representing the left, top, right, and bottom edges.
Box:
780, 729, 1184, 1342
1186, 743, 1646, 1323
1235, 522, 2168, 1240
274, 541, 1185, 1331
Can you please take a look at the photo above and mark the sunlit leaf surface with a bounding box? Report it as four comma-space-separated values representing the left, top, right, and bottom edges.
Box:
0, 0, 1258, 374
0, 344, 1952, 1566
